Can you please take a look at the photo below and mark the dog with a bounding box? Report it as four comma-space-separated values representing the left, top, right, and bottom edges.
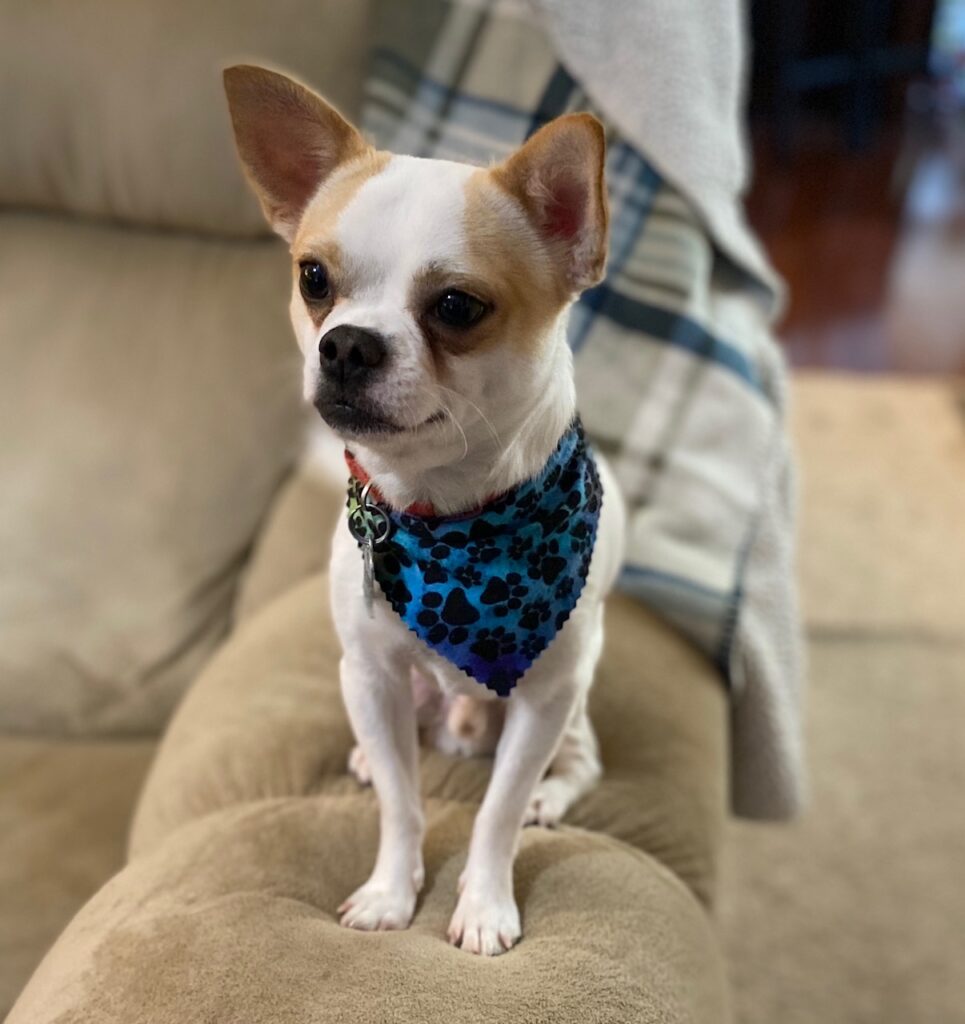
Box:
224, 65, 625, 956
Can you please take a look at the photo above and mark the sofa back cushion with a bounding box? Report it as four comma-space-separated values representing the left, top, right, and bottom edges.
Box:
0, 0, 370, 235
0, 212, 304, 736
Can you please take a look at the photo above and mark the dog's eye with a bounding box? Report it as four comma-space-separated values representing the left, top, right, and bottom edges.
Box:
299, 261, 330, 301
433, 290, 487, 328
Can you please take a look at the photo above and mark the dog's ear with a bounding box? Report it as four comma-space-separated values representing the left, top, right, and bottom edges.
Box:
223, 65, 369, 241
493, 114, 609, 293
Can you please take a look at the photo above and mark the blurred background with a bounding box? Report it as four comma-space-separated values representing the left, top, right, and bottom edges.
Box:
749, 0, 965, 373
727, 4, 965, 1021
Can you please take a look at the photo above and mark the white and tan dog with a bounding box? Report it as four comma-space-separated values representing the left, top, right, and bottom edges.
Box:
225, 65, 624, 956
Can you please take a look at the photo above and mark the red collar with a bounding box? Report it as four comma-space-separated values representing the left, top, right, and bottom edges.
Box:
345, 450, 441, 517
344, 450, 494, 519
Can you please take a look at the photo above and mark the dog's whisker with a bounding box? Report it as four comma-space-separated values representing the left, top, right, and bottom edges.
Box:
416, 385, 469, 461
445, 405, 470, 462
435, 383, 501, 447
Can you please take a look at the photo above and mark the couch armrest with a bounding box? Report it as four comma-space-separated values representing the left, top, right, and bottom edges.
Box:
0, 738, 156, 1016
11, 796, 730, 1024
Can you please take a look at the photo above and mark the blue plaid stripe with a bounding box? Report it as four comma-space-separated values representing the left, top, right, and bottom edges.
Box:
580, 292, 763, 391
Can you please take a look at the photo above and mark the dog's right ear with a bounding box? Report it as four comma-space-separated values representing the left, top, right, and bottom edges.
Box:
223, 65, 369, 242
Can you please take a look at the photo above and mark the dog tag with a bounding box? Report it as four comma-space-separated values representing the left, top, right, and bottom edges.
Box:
361, 539, 376, 618
347, 480, 392, 619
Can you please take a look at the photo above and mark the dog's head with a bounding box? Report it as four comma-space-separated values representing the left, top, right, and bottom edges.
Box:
224, 65, 608, 472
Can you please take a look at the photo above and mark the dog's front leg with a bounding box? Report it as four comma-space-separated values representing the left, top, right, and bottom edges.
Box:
447, 671, 580, 955
338, 651, 425, 931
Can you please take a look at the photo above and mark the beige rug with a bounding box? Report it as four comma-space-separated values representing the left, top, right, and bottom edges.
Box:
719, 372, 965, 1024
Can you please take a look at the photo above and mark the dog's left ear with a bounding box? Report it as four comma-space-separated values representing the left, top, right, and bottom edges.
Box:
494, 114, 609, 293
223, 64, 369, 242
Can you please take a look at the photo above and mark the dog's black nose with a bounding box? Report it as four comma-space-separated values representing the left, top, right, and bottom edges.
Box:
319, 325, 386, 386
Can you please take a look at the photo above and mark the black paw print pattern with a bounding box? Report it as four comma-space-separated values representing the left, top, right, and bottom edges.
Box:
347, 418, 603, 697
470, 626, 516, 662
519, 598, 553, 631
526, 539, 567, 585
454, 564, 483, 588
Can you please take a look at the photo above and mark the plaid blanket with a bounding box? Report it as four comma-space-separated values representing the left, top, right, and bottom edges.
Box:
362, 0, 803, 820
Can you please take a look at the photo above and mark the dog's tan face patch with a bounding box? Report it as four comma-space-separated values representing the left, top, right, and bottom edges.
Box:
398, 168, 573, 375
407, 263, 498, 378
453, 169, 571, 356
398, 117, 608, 368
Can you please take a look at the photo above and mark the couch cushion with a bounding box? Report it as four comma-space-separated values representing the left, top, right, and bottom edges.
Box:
0, 212, 305, 735
0, 737, 156, 1017
131, 572, 728, 905
8, 797, 730, 1024
0, 0, 370, 235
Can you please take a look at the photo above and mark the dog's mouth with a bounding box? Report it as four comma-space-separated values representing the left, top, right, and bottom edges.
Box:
318, 398, 404, 436
313, 396, 446, 437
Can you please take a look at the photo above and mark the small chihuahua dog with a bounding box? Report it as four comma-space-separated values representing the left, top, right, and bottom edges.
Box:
225, 65, 624, 956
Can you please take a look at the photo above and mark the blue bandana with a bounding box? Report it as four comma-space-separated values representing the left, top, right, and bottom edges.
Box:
346, 419, 602, 696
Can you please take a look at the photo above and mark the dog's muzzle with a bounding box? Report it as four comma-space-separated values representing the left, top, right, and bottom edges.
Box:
313, 325, 398, 435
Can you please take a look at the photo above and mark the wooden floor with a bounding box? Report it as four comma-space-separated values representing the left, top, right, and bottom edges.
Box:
747, 117, 965, 374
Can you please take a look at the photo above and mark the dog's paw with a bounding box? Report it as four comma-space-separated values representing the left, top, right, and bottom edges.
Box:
447, 886, 521, 956
523, 778, 574, 828
338, 884, 416, 932
347, 744, 372, 786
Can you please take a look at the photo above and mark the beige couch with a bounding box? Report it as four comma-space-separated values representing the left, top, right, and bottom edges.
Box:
1, 3, 732, 1020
